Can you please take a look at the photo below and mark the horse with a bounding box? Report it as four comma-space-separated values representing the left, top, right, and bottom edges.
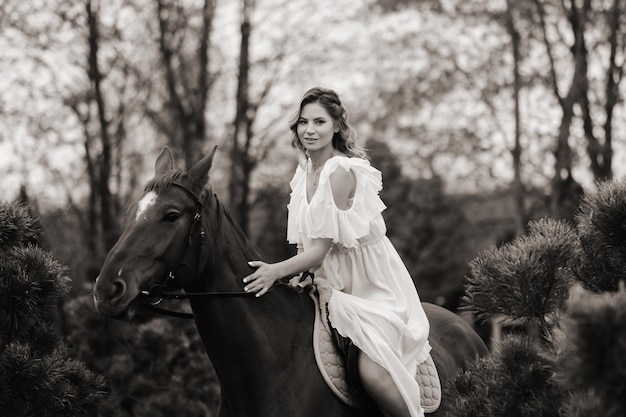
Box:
93, 147, 488, 417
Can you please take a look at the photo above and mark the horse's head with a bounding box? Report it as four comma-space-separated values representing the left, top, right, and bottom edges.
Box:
93, 146, 216, 318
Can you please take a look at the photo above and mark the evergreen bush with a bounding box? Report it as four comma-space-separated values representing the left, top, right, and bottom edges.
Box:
0, 202, 106, 417
575, 180, 626, 292
465, 218, 579, 342
556, 284, 626, 416
450, 336, 562, 417
455, 179, 626, 416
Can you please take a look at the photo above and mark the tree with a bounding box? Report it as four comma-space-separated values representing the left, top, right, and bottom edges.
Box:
533, 0, 625, 185
0, 202, 106, 417
85, 0, 118, 250
465, 218, 579, 344
556, 285, 626, 416
229, 0, 256, 234
228, 0, 289, 234
154, 0, 218, 168
574, 179, 626, 292
453, 178, 626, 415
504, 0, 527, 234
506, 0, 625, 220
57, 0, 127, 256
369, 0, 625, 223
54, 0, 133, 267
533, 0, 590, 220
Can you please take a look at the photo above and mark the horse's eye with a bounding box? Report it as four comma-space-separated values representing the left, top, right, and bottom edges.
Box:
163, 211, 181, 222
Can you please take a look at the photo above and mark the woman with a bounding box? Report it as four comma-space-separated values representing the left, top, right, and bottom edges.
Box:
243, 87, 430, 417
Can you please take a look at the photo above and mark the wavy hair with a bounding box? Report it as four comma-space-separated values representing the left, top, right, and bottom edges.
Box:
289, 87, 368, 163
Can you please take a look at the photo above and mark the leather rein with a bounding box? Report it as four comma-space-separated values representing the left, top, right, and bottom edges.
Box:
136, 182, 300, 319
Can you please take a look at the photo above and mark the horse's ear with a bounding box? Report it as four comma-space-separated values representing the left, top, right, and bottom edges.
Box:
155, 147, 175, 175
190, 145, 217, 187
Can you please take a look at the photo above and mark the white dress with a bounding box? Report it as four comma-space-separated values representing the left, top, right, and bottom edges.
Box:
287, 156, 431, 417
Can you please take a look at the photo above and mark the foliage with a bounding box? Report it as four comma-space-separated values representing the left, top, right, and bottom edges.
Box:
5, 0, 626, 210
2, 0, 625, 414
449, 335, 562, 417
556, 284, 626, 416
0, 202, 106, 417
0, 203, 40, 248
0, 245, 70, 339
466, 219, 580, 322
456, 179, 626, 416
64, 294, 220, 417
465, 218, 579, 336
575, 180, 626, 292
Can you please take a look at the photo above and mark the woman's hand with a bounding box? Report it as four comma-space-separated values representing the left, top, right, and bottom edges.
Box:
243, 239, 330, 297
243, 261, 283, 297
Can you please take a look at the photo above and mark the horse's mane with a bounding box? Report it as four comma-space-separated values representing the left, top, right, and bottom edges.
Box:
211, 191, 261, 261
144, 170, 201, 195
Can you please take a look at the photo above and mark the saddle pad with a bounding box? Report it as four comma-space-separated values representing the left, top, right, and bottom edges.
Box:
310, 292, 442, 413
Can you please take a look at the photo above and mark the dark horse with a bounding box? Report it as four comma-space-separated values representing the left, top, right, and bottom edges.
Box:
93, 147, 488, 417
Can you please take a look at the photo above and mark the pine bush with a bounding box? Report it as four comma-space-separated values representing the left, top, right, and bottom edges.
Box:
456, 179, 626, 416
0, 202, 106, 417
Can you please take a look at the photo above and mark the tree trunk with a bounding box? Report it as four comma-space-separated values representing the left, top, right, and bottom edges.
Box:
86, 0, 118, 251
230, 0, 255, 234
535, 0, 586, 221
582, 0, 623, 182
156, 0, 216, 168
505, 0, 526, 234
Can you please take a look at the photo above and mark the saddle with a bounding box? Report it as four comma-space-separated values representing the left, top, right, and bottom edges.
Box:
309, 285, 442, 413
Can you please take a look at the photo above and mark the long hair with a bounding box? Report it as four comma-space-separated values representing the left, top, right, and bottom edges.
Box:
289, 87, 368, 163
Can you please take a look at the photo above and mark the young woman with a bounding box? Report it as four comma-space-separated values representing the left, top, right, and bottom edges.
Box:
243, 87, 430, 417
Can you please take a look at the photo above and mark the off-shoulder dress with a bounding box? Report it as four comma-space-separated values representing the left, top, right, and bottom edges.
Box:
287, 156, 431, 417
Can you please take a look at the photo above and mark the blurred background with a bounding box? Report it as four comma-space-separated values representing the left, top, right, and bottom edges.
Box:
4, 0, 624, 305
1, 0, 625, 415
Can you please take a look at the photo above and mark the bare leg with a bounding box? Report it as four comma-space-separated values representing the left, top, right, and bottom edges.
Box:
358, 352, 412, 417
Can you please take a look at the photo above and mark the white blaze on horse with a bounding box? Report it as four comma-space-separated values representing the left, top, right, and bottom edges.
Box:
93, 147, 488, 417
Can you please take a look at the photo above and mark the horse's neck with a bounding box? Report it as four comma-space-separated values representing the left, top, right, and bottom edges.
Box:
189, 193, 307, 342
186, 195, 348, 416
196, 193, 259, 292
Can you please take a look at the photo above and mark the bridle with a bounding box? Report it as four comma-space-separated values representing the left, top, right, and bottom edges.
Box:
137, 182, 254, 318
136, 181, 303, 319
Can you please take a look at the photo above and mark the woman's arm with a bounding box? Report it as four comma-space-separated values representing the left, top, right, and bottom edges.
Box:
243, 238, 332, 297
244, 165, 356, 297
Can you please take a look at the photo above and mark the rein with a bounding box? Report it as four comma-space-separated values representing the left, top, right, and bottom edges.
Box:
138, 293, 256, 319
139, 283, 280, 319
138, 279, 300, 320
136, 181, 312, 319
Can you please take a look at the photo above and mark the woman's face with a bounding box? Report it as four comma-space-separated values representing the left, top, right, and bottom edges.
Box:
296, 102, 337, 155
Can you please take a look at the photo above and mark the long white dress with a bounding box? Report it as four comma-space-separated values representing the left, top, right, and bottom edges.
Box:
287, 156, 431, 417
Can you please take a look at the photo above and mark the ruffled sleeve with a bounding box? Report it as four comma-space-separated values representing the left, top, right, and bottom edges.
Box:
286, 164, 306, 245
306, 157, 386, 248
